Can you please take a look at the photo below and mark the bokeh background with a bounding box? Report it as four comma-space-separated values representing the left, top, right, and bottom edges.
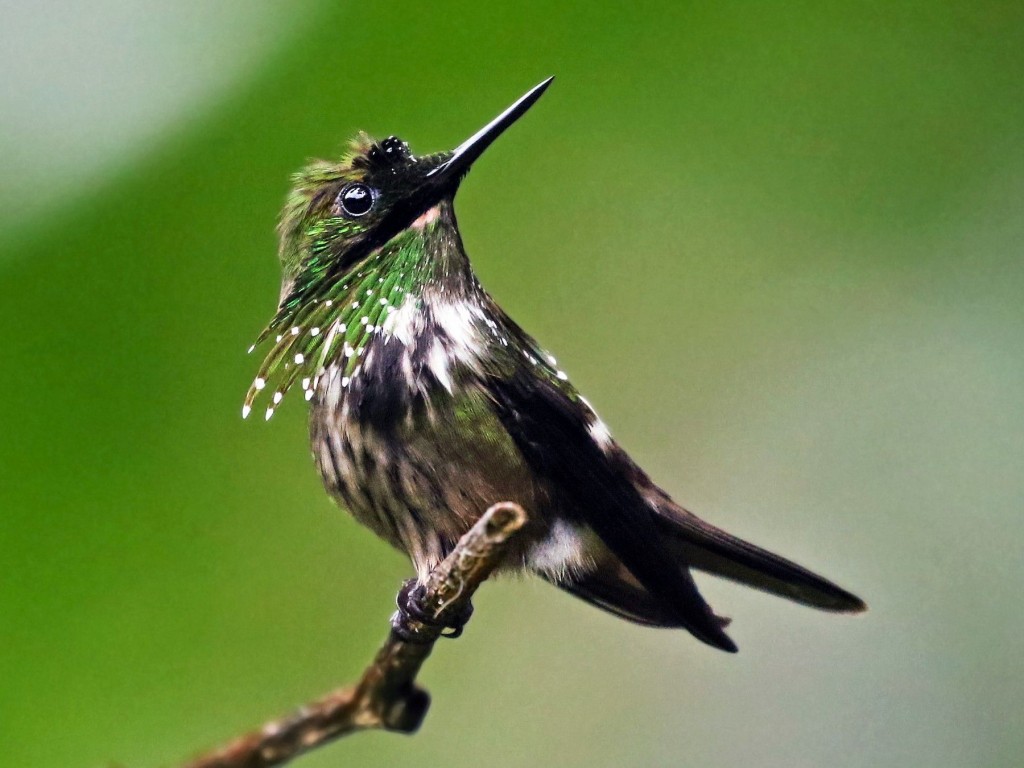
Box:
2, 2, 1022, 766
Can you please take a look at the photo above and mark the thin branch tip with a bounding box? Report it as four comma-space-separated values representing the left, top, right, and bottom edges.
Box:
482, 501, 527, 538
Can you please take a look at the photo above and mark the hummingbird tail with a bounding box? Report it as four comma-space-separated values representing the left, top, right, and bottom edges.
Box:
542, 561, 733, 630
654, 501, 867, 613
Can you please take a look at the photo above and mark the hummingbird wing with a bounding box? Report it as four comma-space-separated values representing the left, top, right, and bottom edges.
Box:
485, 365, 739, 652
482, 311, 863, 650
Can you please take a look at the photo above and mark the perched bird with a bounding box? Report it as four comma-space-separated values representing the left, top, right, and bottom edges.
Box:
244, 78, 865, 652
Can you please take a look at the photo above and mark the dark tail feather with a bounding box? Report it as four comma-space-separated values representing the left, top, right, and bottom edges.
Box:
655, 502, 867, 613
543, 559, 733, 631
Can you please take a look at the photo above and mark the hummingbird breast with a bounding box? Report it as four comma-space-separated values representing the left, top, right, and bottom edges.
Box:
307, 291, 564, 581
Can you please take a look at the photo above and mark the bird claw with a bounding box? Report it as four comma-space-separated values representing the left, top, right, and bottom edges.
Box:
439, 600, 474, 638
392, 578, 474, 642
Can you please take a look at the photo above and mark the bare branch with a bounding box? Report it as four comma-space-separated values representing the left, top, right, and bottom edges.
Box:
181, 501, 527, 768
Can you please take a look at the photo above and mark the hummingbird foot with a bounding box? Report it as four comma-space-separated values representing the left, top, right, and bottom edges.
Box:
391, 578, 475, 642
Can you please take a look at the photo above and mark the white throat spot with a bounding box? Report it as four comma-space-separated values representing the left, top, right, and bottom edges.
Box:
432, 300, 484, 366
427, 339, 453, 393
383, 295, 421, 345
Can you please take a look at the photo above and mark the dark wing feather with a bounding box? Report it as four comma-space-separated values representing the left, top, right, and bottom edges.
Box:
486, 368, 738, 653
653, 499, 866, 612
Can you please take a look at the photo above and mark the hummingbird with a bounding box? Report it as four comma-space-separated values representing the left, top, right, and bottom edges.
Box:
244, 77, 865, 652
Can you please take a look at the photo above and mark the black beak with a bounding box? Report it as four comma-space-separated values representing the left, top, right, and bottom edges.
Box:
426, 76, 554, 188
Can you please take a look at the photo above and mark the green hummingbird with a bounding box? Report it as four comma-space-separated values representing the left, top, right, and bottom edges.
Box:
244, 78, 865, 652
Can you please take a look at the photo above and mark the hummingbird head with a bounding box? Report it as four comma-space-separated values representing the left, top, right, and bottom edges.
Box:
245, 77, 554, 419
276, 77, 554, 301
275, 133, 444, 302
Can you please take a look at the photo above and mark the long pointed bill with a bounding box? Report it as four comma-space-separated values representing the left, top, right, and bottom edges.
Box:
426, 76, 554, 188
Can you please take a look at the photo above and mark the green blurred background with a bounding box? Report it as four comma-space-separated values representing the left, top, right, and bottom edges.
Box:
2, 2, 1022, 766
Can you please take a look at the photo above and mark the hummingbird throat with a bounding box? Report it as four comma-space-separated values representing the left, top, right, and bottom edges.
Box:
243, 202, 484, 420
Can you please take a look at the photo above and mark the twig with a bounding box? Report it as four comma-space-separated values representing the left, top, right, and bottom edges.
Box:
181, 501, 528, 768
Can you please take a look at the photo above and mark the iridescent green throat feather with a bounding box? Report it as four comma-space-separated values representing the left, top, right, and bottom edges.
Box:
244, 224, 441, 420
244, 135, 453, 419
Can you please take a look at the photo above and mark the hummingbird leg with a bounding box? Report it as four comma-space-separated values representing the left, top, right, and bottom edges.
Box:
392, 578, 475, 642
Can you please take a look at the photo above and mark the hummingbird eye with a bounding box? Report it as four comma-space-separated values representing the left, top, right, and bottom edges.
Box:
338, 183, 375, 217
